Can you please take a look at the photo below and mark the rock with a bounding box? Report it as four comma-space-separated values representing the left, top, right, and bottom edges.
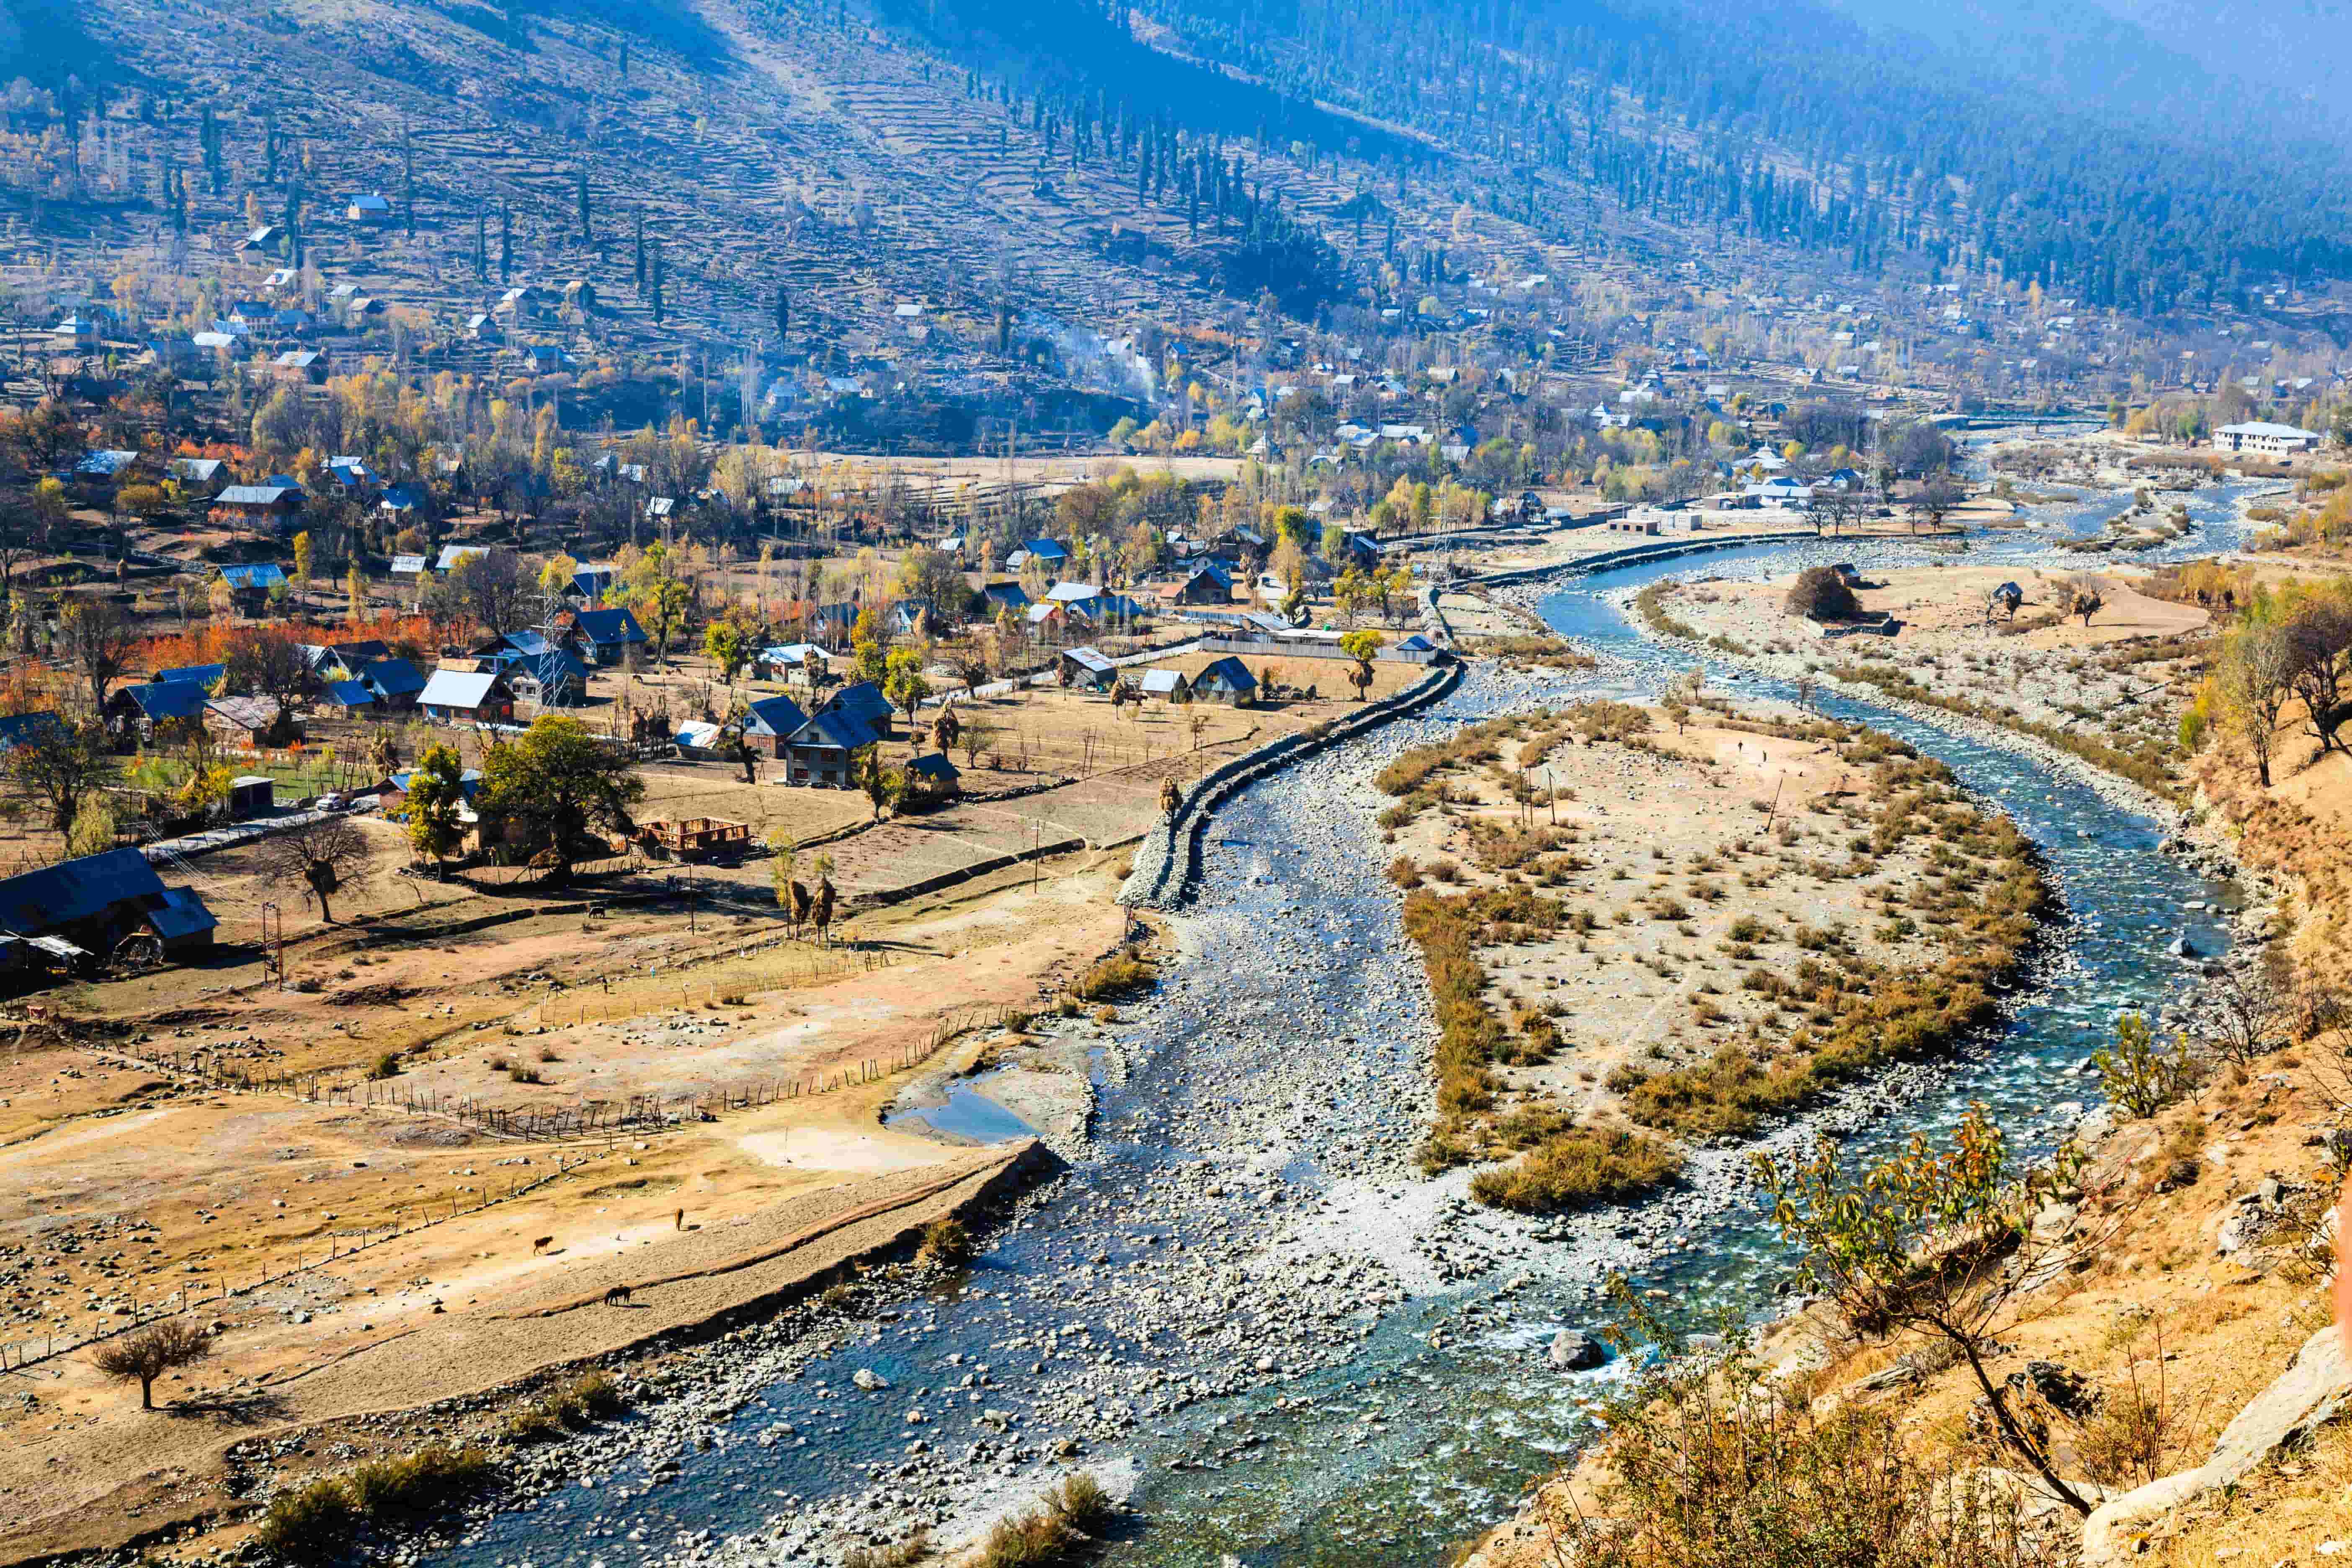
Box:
2011, 1361, 2098, 1419
1547, 1330, 1604, 1371
2166, 934, 2195, 959
2083, 1325, 2352, 1564
2029, 1202, 2079, 1245
851, 1368, 889, 1392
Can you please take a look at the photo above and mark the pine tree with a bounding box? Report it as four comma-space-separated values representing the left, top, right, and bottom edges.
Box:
774, 284, 789, 340
475, 208, 487, 280
633, 210, 645, 290
499, 202, 512, 283
650, 241, 665, 323
576, 166, 591, 241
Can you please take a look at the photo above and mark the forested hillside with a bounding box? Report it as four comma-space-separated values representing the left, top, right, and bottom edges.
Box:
892, 0, 2352, 316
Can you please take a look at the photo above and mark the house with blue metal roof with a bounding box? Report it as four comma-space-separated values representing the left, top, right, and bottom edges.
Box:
777, 681, 895, 787
324, 680, 376, 714
358, 659, 428, 710
564, 606, 647, 665
743, 694, 810, 757
155, 662, 226, 689
0, 847, 216, 965
0, 712, 62, 751
105, 681, 210, 738
217, 563, 289, 615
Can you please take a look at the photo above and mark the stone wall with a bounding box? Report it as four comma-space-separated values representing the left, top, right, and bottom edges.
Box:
1118, 660, 1465, 909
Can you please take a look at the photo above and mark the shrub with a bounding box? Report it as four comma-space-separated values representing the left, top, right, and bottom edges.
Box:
254, 1480, 359, 1564
1567, 1331, 2026, 1567
918, 1217, 973, 1266
1468, 1123, 1681, 1212
1785, 566, 1861, 622
259, 1444, 494, 1563
367, 1052, 400, 1080
2092, 1014, 2203, 1119
842, 1534, 931, 1568
508, 1065, 542, 1084
1072, 949, 1155, 1001
975, 1473, 1117, 1568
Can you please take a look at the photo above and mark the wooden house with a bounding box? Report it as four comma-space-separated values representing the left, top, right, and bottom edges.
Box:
418, 668, 515, 725
1192, 656, 1259, 706
637, 818, 752, 861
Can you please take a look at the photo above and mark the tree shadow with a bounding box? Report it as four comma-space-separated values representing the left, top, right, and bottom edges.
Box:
163, 1389, 291, 1426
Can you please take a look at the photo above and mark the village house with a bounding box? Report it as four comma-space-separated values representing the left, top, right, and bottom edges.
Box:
778, 681, 894, 787
273, 349, 328, 385
1058, 646, 1117, 691
904, 753, 960, 802
1003, 538, 1069, 573
346, 193, 394, 224
168, 457, 229, 497
358, 659, 428, 711
218, 562, 289, 615
211, 485, 304, 532
418, 668, 515, 725
502, 647, 590, 708
1138, 668, 1191, 703
1153, 564, 1234, 606
1192, 656, 1260, 705
563, 606, 648, 665
743, 694, 812, 758
977, 581, 1030, 616
0, 848, 217, 970
565, 566, 616, 604
204, 694, 300, 748
103, 681, 208, 742
322, 679, 376, 717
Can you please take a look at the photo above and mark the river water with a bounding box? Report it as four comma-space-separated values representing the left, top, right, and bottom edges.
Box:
432, 484, 2258, 1568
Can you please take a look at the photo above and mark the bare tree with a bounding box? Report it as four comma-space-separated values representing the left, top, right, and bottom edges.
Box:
59, 598, 138, 714
3, 716, 117, 833
261, 817, 373, 923
92, 1320, 212, 1410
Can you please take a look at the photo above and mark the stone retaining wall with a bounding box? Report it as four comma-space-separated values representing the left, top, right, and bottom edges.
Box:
1118, 660, 1465, 909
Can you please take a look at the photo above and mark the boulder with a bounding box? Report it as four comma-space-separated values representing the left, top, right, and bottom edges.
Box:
851, 1368, 889, 1391
1547, 1330, 1605, 1371
2083, 1325, 2352, 1564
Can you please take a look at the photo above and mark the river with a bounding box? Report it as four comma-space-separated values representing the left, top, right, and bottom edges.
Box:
427, 492, 2254, 1568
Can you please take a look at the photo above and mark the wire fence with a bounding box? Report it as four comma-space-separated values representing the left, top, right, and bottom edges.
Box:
0, 1143, 616, 1373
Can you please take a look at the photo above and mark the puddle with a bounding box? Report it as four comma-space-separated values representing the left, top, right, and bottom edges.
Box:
886, 1068, 1038, 1143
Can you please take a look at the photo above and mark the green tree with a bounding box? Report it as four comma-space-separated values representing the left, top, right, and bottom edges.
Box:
849, 605, 888, 683
853, 743, 904, 822
882, 647, 929, 733
634, 575, 687, 668
703, 620, 750, 683
405, 743, 469, 877
479, 715, 647, 880
1338, 629, 1384, 700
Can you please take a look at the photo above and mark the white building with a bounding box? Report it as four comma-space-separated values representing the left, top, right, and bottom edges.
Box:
2212, 421, 2324, 456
